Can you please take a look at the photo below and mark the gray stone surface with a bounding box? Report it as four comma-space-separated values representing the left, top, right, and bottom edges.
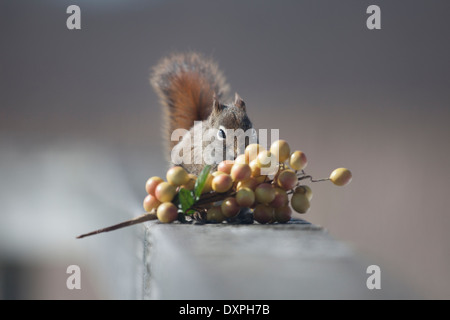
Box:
142, 219, 414, 300
0, 134, 417, 299
0, 136, 158, 299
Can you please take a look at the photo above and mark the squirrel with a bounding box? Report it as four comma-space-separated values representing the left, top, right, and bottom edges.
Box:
150, 52, 255, 175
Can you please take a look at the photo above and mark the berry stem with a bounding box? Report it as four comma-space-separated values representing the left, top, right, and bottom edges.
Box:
194, 190, 236, 206
297, 174, 330, 183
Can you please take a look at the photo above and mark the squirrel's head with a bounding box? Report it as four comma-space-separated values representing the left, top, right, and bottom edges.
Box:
209, 93, 252, 130
207, 93, 256, 160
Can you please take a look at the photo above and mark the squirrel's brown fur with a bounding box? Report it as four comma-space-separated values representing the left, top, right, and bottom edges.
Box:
151, 52, 230, 153
150, 52, 254, 175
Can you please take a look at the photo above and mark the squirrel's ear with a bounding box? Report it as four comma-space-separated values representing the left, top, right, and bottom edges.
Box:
212, 94, 223, 113
234, 92, 246, 110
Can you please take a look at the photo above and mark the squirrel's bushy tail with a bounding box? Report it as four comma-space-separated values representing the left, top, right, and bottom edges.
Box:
150, 52, 230, 152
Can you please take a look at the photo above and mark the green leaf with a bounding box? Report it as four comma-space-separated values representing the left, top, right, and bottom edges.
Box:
194, 165, 212, 200
178, 187, 195, 214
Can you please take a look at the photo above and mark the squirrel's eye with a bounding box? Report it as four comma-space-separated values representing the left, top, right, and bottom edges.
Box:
217, 126, 226, 140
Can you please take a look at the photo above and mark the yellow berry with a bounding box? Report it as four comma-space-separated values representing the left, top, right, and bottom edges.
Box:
329, 168, 352, 186
276, 169, 297, 190
221, 197, 240, 218
257, 150, 274, 168
211, 174, 233, 193
166, 166, 189, 186
143, 194, 161, 212
155, 182, 177, 203
206, 206, 226, 223
234, 154, 248, 164
274, 206, 292, 223
217, 160, 234, 174
249, 159, 261, 177
291, 193, 310, 214
230, 163, 252, 181
156, 202, 178, 223
254, 183, 276, 204
270, 140, 291, 163
236, 187, 255, 207
245, 144, 263, 163
269, 188, 289, 208
289, 151, 308, 171
145, 176, 164, 196
294, 185, 313, 201
253, 204, 274, 224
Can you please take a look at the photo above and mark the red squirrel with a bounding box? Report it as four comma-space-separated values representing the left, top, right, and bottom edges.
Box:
150, 52, 255, 175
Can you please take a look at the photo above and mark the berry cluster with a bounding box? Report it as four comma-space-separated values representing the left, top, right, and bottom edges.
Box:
143, 140, 352, 224
76, 140, 352, 238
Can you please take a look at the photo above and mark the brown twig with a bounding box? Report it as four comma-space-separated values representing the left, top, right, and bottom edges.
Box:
76, 211, 157, 239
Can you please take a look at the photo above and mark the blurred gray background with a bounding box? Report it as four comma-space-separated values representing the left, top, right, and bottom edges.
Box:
1, 0, 449, 299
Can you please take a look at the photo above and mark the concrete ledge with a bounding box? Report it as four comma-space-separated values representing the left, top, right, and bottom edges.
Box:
141, 219, 409, 299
